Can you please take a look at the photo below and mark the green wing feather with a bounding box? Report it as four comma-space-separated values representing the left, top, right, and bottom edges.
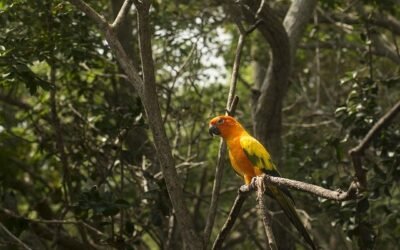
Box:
240, 136, 316, 250
240, 136, 294, 202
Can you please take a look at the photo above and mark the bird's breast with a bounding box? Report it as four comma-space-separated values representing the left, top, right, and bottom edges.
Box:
227, 138, 257, 178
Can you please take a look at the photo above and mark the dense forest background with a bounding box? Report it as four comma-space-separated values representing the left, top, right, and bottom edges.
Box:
1, 0, 399, 249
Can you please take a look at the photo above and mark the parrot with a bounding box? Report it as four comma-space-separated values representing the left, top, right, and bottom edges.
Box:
209, 115, 316, 250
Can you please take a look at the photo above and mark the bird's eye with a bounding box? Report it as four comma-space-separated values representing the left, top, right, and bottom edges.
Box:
217, 118, 224, 124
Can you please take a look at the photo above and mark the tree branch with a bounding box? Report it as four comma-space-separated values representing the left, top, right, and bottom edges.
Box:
299, 40, 400, 65
256, 177, 277, 250
0, 222, 32, 250
203, 97, 239, 247
320, 11, 400, 36
67, 0, 108, 29
204, 98, 400, 248
103, 28, 144, 95
48, 64, 72, 205
283, 0, 318, 58
263, 175, 359, 201
135, 2, 202, 249
370, 33, 400, 65
67, 0, 144, 94
68, 1, 200, 248
204, 20, 255, 245
349, 99, 400, 188
0, 207, 106, 237
211, 189, 250, 250
211, 171, 361, 249
111, 0, 133, 30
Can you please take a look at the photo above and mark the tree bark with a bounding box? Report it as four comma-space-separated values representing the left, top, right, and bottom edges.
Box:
135, 2, 202, 249
67, 1, 202, 249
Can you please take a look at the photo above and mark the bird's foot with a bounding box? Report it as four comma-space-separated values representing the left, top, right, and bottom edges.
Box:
239, 177, 257, 193
239, 185, 250, 193
249, 177, 257, 190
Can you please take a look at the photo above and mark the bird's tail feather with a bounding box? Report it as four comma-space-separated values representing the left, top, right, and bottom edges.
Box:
272, 188, 316, 250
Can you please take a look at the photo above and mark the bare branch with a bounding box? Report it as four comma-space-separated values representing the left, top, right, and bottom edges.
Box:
111, 0, 133, 30
320, 11, 400, 36
263, 175, 360, 201
103, 28, 144, 94
284, 0, 318, 57
203, 99, 240, 246
349, 99, 400, 188
226, 33, 245, 109
372, 13, 400, 36
135, 2, 201, 249
299, 40, 400, 65
204, 23, 248, 245
256, 177, 277, 250
0, 207, 106, 237
67, 0, 143, 93
0, 222, 32, 250
164, 214, 175, 250
49, 65, 72, 203
211, 189, 250, 250
255, 0, 266, 18
67, 0, 108, 29
203, 140, 227, 246
211, 171, 360, 249
370, 33, 400, 64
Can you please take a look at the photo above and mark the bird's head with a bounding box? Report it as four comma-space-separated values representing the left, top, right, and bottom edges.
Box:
208, 115, 243, 139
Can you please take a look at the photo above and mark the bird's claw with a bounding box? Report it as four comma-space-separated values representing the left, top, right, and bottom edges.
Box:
249, 177, 257, 190
239, 177, 258, 193
239, 185, 250, 193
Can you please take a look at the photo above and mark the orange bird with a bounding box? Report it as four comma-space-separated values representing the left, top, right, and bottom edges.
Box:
209, 115, 316, 250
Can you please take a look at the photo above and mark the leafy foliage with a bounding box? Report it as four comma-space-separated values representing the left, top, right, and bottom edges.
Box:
0, 0, 399, 249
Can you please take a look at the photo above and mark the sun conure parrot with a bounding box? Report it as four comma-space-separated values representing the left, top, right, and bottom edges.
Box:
209, 115, 316, 250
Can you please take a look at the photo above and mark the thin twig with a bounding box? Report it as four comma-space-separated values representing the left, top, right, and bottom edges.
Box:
255, 0, 266, 19
164, 214, 175, 250
350, 99, 400, 155
111, 0, 133, 30
0, 222, 33, 250
211, 189, 250, 250
0, 207, 106, 237
67, 0, 144, 94
135, 1, 202, 248
203, 140, 228, 247
226, 37, 244, 109
49, 65, 71, 203
163, 44, 197, 123
204, 16, 262, 246
203, 30, 245, 248
68, 0, 108, 28
256, 177, 277, 250
349, 99, 400, 189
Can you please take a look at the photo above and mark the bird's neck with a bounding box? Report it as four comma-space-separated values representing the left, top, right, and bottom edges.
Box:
223, 126, 248, 143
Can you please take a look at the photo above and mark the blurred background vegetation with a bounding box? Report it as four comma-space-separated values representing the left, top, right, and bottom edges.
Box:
0, 0, 399, 249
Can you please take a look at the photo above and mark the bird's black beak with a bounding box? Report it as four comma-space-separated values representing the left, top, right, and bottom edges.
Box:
209, 125, 220, 137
